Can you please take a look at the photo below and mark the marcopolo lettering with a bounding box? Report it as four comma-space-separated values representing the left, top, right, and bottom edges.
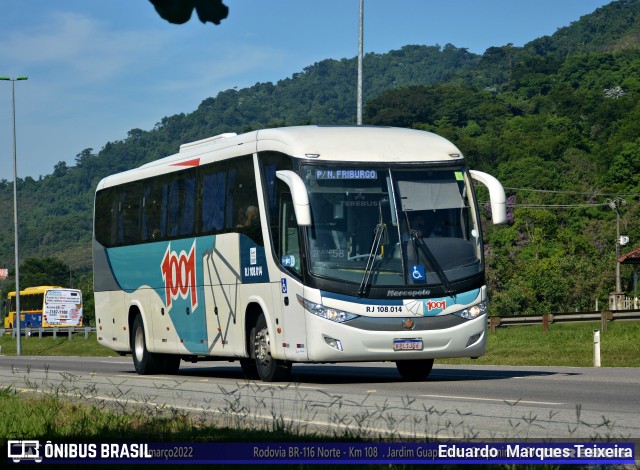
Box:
386, 289, 431, 297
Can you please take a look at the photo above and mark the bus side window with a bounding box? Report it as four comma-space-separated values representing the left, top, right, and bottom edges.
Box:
142, 179, 167, 242
118, 183, 142, 245
230, 155, 263, 245
259, 150, 294, 261
95, 187, 118, 247
167, 171, 196, 238
200, 163, 226, 234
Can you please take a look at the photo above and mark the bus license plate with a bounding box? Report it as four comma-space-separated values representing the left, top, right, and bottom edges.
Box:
393, 339, 423, 351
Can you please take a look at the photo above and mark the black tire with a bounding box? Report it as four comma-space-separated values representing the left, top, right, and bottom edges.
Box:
131, 314, 162, 375
251, 313, 291, 382
395, 358, 434, 381
240, 358, 259, 380
160, 354, 181, 374
240, 322, 259, 379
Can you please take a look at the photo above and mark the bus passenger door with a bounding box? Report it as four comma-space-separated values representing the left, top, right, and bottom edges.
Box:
277, 193, 309, 361
2, 298, 11, 329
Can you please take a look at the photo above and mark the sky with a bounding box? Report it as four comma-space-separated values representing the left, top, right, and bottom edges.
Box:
0, 0, 612, 181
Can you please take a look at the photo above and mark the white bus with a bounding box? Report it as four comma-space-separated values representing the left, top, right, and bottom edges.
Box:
93, 126, 506, 381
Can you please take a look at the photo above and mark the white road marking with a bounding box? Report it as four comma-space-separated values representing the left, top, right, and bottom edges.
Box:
418, 394, 563, 406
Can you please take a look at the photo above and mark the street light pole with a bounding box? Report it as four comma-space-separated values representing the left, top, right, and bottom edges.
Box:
357, 0, 364, 125
0, 75, 28, 355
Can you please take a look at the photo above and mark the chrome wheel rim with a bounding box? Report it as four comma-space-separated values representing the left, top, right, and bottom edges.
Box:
134, 327, 144, 362
255, 328, 271, 366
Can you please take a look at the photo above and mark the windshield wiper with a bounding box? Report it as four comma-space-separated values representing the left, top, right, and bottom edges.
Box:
411, 234, 454, 296
404, 211, 454, 295
357, 222, 387, 297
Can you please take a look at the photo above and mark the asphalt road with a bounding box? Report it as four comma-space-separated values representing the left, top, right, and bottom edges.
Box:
1, 356, 638, 439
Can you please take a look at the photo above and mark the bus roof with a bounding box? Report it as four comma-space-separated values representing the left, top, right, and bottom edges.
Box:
254, 126, 463, 163
96, 126, 464, 190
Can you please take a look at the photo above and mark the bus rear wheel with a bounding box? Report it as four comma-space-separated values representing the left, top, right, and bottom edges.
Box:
395, 358, 434, 381
132, 314, 162, 375
251, 314, 291, 382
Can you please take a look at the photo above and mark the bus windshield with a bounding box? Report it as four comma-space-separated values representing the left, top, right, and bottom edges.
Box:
301, 165, 483, 289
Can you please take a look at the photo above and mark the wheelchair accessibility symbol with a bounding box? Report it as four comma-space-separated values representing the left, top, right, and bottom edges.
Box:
411, 265, 426, 282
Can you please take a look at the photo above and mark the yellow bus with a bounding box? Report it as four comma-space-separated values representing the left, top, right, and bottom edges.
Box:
3, 286, 83, 329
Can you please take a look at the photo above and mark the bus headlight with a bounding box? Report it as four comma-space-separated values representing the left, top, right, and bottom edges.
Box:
452, 301, 487, 320
297, 295, 359, 323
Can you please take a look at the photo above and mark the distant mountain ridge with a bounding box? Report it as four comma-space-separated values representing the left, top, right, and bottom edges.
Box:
525, 0, 640, 55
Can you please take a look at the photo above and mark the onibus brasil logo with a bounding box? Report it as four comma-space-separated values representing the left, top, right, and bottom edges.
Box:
8, 440, 42, 463
161, 241, 198, 312
8, 440, 154, 462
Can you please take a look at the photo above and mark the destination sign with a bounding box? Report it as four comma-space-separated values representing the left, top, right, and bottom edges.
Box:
315, 169, 377, 180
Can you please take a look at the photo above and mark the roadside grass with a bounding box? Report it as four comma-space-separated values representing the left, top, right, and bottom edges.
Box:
0, 332, 119, 357
1, 321, 638, 367
0, 385, 290, 442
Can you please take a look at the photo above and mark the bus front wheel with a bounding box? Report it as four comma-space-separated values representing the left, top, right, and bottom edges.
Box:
251, 314, 291, 382
395, 358, 434, 381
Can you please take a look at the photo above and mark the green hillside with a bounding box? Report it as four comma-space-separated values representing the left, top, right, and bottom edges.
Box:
2, 0, 640, 317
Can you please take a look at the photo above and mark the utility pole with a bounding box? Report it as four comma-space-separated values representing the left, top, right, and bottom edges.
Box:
357, 0, 364, 125
607, 197, 627, 309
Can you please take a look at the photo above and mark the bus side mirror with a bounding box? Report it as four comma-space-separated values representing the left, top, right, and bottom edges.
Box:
276, 170, 312, 226
469, 170, 507, 225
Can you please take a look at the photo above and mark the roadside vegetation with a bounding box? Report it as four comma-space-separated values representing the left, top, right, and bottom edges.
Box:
0, 383, 288, 442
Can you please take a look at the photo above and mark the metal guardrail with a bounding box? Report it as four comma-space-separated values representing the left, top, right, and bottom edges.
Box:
1, 326, 96, 340
489, 310, 640, 333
